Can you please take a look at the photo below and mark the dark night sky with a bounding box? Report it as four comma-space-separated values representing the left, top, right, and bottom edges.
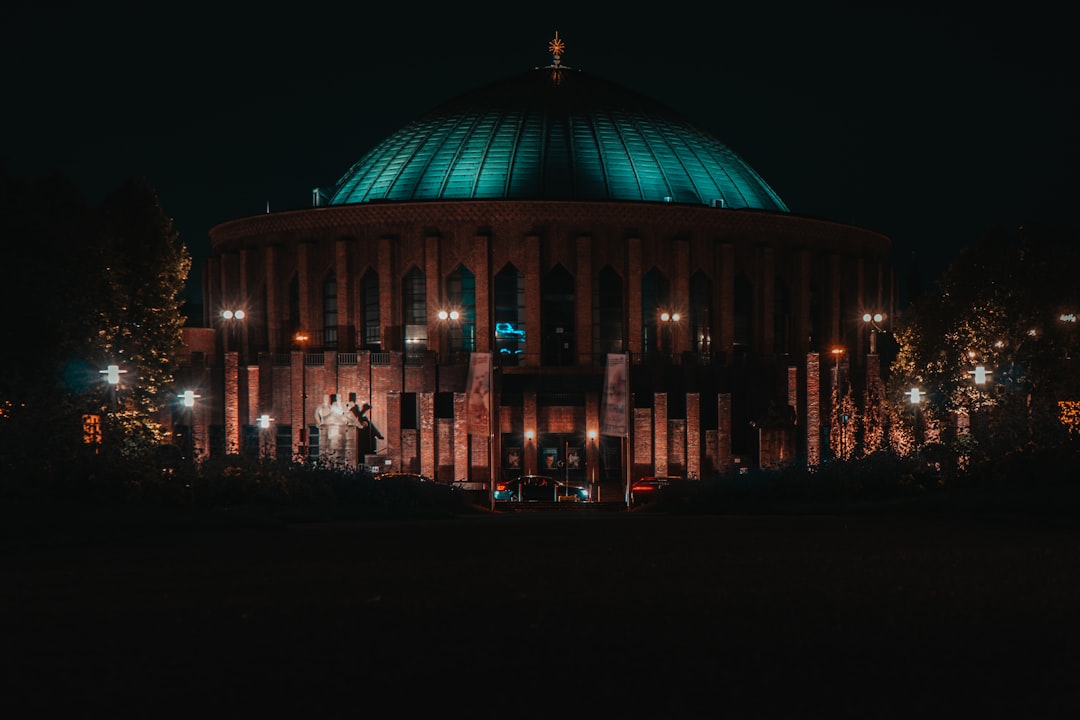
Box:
4, 3, 1077, 305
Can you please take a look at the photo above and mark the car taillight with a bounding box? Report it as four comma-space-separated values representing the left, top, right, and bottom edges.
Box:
495, 483, 508, 492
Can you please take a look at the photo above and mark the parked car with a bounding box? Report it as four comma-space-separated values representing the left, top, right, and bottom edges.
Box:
494, 474, 590, 502
630, 476, 679, 506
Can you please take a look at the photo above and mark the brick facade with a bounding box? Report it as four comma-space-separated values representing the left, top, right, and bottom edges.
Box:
185, 197, 892, 485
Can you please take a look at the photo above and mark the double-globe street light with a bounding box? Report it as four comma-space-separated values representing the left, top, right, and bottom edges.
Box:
862, 312, 886, 354
220, 308, 245, 356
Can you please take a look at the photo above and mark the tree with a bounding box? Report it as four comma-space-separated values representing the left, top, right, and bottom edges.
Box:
0, 168, 191, 487
887, 223, 1080, 473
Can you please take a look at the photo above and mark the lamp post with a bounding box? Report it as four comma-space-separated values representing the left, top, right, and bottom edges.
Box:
862, 313, 885, 354
524, 429, 535, 491
968, 365, 991, 385
660, 311, 681, 356
437, 308, 460, 363
177, 389, 201, 460
258, 413, 273, 458
220, 308, 245, 356
906, 387, 924, 447
588, 428, 598, 501
99, 364, 127, 412
295, 332, 309, 459
831, 347, 846, 459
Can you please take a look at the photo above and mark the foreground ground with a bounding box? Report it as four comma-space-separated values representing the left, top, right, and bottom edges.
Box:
2, 499, 1079, 718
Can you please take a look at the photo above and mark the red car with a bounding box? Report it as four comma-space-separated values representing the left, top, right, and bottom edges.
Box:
630, 476, 679, 507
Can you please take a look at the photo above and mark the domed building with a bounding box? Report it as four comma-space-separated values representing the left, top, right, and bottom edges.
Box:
182, 35, 894, 496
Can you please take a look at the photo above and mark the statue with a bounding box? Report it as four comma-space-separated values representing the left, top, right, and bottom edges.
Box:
349, 400, 384, 458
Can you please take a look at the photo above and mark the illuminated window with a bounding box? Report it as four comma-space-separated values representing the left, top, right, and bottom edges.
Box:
641, 268, 670, 353
446, 265, 476, 352
690, 271, 712, 354
403, 267, 427, 350
495, 264, 525, 363
362, 269, 380, 350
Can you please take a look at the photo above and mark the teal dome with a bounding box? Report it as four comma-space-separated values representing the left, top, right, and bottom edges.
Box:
329, 67, 789, 211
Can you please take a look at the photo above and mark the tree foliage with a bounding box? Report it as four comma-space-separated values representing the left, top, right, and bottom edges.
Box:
887, 223, 1080, 471
0, 166, 191, 485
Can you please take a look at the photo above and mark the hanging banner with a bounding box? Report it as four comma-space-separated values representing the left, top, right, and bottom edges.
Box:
601, 353, 629, 436
466, 352, 492, 436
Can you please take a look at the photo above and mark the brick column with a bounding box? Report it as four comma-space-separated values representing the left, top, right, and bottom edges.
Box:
686, 392, 700, 479
654, 392, 668, 476
418, 392, 435, 478
224, 351, 240, 453
453, 392, 468, 482
806, 352, 821, 466
717, 393, 732, 470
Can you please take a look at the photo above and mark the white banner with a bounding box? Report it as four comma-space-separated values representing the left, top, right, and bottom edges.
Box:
466, 352, 492, 436
601, 353, 629, 436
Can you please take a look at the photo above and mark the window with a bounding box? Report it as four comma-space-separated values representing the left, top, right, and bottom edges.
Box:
542, 264, 574, 366
775, 276, 791, 356
593, 265, 623, 354
495, 264, 525, 363
445, 265, 476, 352
403, 267, 427, 350
241, 424, 259, 457
323, 274, 338, 349
288, 276, 300, 335
276, 425, 292, 463
401, 393, 417, 430
641, 268, 670, 353
362, 269, 380, 350
690, 271, 712, 353
734, 272, 753, 347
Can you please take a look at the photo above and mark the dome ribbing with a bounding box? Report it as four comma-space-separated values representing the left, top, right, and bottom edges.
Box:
329, 67, 788, 211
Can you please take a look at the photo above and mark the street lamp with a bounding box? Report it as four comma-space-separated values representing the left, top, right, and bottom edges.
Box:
524, 429, 535, 485
906, 387, 924, 448
295, 331, 309, 458
969, 365, 991, 385
862, 313, 885, 354
830, 347, 845, 384
99, 364, 127, 411
177, 389, 201, 459
830, 347, 846, 459
437, 308, 460, 363
588, 428, 598, 501
660, 311, 681, 355
257, 413, 274, 458
220, 308, 246, 355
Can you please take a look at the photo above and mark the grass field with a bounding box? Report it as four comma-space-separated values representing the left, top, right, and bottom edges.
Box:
3, 495, 1079, 718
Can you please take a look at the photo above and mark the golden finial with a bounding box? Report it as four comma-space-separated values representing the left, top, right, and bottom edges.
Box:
548, 31, 565, 66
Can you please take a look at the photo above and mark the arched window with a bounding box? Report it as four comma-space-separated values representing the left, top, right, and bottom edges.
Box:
734, 272, 753, 348
288, 276, 300, 336
494, 263, 525, 363
361, 268, 380, 350
690, 271, 712, 354
323, 273, 338, 349
593, 265, 623, 355
775, 276, 791, 356
402, 267, 427, 351
445, 265, 476, 352
542, 264, 574, 366
641, 268, 670, 354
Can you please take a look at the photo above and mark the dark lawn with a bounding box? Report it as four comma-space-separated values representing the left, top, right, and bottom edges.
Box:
2, 500, 1079, 718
